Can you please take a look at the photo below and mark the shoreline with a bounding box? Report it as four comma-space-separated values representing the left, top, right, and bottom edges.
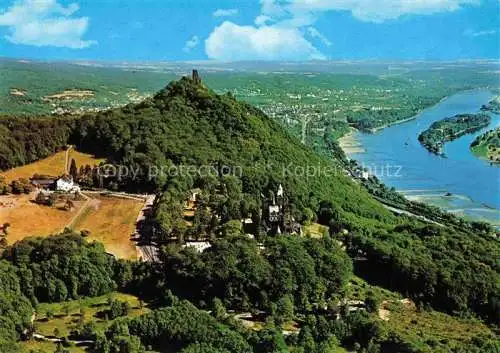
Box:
337, 128, 365, 154
368, 115, 418, 133
337, 94, 454, 148
368, 94, 452, 133
336, 88, 500, 227
336, 88, 491, 152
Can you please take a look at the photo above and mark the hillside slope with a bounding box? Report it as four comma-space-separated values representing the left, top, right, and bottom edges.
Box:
1, 76, 499, 329
72, 76, 393, 227
68, 77, 499, 323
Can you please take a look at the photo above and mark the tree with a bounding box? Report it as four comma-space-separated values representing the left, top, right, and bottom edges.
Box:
55, 343, 67, 353
36, 192, 47, 205
275, 295, 294, 325
298, 326, 316, 353
69, 158, 78, 180
64, 200, 74, 211
109, 300, 130, 319
219, 220, 242, 237
1, 222, 10, 236
212, 298, 226, 321
46, 309, 55, 320
255, 328, 288, 353
365, 294, 380, 314
81, 321, 97, 340
47, 193, 58, 207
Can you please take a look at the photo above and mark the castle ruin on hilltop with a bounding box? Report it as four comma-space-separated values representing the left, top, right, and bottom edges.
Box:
192, 69, 201, 84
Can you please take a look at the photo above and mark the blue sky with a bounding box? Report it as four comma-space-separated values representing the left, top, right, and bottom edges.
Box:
0, 0, 498, 61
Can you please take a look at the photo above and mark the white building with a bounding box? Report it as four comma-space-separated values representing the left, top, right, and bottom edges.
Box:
55, 176, 81, 193
183, 241, 211, 253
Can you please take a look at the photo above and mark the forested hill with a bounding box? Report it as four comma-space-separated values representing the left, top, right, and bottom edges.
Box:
70, 77, 499, 325
1, 75, 499, 339
71, 75, 392, 226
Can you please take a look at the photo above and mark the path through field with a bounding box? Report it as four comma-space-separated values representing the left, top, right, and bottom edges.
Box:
64, 192, 94, 231
64, 145, 73, 174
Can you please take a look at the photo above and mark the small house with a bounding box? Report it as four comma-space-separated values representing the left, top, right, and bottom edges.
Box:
55, 176, 81, 193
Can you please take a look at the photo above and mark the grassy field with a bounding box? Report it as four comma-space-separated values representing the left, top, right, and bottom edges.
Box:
71, 194, 144, 259
35, 292, 147, 336
0, 193, 85, 244
20, 340, 87, 353
20, 292, 148, 353
303, 222, 329, 238
0, 149, 105, 182
0, 149, 105, 245
347, 276, 402, 303
347, 276, 498, 352
382, 300, 497, 352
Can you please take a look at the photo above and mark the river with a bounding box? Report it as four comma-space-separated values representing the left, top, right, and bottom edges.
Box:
347, 89, 500, 226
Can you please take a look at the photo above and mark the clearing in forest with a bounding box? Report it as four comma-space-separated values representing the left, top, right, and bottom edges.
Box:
71, 194, 145, 260
0, 193, 85, 244
0, 149, 105, 182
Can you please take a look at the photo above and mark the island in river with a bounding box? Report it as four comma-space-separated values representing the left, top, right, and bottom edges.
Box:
481, 96, 500, 114
344, 89, 499, 226
471, 127, 500, 164
418, 113, 491, 155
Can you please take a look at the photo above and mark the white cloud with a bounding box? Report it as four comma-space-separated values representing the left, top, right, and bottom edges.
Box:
0, 0, 95, 48
205, 21, 325, 61
464, 28, 498, 37
204, 0, 483, 61
183, 35, 200, 53
255, 15, 272, 26
213, 8, 239, 17
306, 27, 331, 46
287, 0, 480, 23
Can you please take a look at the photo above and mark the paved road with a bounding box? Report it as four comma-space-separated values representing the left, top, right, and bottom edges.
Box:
383, 204, 443, 226
32, 333, 93, 345
134, 195, 160, 262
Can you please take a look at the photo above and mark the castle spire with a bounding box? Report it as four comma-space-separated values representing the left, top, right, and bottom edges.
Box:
192, 69, 201, 84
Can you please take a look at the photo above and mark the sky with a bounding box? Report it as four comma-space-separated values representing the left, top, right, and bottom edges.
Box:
0, 0, 498, 61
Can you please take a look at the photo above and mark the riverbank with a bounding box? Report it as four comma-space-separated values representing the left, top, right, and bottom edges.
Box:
368, 116, 417, 133
364, 94, 452, 133
338, 128, 365, 154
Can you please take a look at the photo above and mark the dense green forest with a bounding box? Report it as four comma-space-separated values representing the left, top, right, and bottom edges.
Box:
1, 233, 498, 353
0, 76, 499, 352
418, 113, 491, 155
0, 115, 76, 170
